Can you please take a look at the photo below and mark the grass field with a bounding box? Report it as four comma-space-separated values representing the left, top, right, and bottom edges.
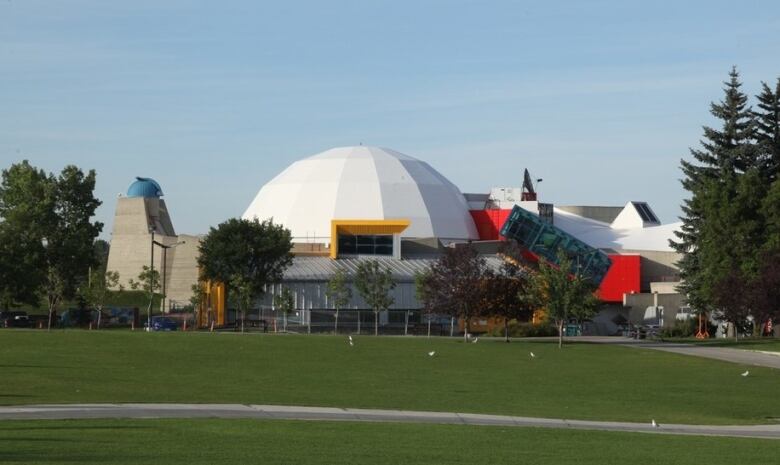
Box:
1, 331, 779, 424
0, 418, 776, 465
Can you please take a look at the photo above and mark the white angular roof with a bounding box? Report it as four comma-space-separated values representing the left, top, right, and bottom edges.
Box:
243, 146, 478, 243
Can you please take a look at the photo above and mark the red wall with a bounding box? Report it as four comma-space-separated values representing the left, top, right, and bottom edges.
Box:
597, 254, 641, 303
470, 209, 640, 303
470, 209, 512, 240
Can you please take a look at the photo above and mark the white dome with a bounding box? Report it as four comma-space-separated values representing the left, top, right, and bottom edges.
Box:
243, 146, 478, 243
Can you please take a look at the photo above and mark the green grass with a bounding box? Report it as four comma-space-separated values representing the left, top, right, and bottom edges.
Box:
0, 419, 776, 465
1, 331, 779, 424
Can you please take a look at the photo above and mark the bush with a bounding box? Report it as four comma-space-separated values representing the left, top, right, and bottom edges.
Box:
485, 320, 558, 338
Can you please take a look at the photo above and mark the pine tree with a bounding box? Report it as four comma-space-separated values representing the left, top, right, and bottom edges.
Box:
671, 68, 756, 311
754, 78, 780, 179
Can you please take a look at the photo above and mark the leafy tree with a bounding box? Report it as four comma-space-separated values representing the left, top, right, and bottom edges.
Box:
354, 260, 396, 336
0, 161, 51, 309
414, 270, 434, 337
525, 250, 598, 348
93, 239, 110, 274
189, 283, 204, 327
198, 218, 293, 331
480, 256, 532, 343
0, 162, 102, 328
273, 287, 295, 332
81, 270, 121, 329
129, 265, 161, 328
418, 244, 489, 341
672, 68, 758, 313
43, 166, 103, 329
325, 268, 352, 333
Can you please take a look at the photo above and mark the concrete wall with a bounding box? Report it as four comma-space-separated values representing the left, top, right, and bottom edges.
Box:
622, 249, 681, 292
557, 205, 623, 224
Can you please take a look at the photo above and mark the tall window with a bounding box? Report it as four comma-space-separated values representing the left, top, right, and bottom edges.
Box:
338, 234, 393, 256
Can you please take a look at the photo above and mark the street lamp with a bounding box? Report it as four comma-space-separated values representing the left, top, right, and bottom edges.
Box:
152, 239, 186, 314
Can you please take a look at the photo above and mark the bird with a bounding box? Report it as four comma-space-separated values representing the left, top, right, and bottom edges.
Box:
741, 370, 749, 377
529, 352, 536, 358
472, 337, 479, 344
428, 351, 436, 357
348, 335, 354, 346
651, 419, 659, 428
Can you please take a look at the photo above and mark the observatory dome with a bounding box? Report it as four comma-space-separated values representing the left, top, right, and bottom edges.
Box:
242, 146, 478, 243
126, 177, 163, 198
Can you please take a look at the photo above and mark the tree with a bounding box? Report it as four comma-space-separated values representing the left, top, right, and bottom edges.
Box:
325, 268, 352, 333
129, 265, 160, 329
189, 283, 204, 328
0, 161, 51, 310
525, 250, 599, 348
354, 260, 396, 336
273, 287, 294, 333
418, 244, 489, 341
754, 78, 780, 179
671, 68, 758, 313
81, 270, 121, 329
0, 162, 102, 329
198, 218, 293, 331
414, 270, 434, 337
480, 258, 532, 343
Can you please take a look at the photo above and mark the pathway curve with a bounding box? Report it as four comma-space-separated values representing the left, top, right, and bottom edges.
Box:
1, 404, 778, 440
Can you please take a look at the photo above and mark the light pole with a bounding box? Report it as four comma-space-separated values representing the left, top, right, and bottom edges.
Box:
147, 227, 155, 331
152, 239, 186, 314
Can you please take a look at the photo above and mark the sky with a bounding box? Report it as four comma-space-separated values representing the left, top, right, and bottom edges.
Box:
2, 0, 780, 239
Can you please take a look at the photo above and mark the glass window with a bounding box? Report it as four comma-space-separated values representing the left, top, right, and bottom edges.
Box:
338, 234, 394, 256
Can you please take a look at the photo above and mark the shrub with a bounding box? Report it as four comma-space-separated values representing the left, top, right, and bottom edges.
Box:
485, 320, 558, 338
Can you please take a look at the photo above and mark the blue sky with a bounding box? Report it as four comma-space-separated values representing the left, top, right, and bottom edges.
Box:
2, 0, 779, 238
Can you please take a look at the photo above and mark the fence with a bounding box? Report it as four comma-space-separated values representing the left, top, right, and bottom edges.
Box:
226, 309, 458, 336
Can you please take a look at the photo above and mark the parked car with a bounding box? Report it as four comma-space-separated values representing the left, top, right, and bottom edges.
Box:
0, 311, 31, 328
146, 316, 178, 331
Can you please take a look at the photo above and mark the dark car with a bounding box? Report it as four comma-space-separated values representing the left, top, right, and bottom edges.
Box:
146, 316, 178, 332
0, 311, 31, 328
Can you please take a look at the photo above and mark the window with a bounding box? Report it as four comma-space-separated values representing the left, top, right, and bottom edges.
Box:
338, 234, 394, 256
632, 202, 659, 223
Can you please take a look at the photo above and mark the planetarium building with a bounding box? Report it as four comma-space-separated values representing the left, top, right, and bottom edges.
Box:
107, 146, 685, 334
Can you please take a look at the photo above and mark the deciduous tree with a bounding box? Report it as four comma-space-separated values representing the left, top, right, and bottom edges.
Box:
354, 260, 396, 336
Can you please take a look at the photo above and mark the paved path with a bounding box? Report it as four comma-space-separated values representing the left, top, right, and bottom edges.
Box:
635, 343, 780, 369
0, 404, 778, 440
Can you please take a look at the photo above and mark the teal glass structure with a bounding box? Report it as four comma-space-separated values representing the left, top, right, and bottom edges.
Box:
499, 205, 612, 284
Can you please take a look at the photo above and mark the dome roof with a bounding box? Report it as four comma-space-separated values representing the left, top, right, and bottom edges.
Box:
243, 146, 478, 243
127, 177, 163, 198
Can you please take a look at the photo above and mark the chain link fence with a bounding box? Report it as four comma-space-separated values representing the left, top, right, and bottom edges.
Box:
228, 309, 458, 336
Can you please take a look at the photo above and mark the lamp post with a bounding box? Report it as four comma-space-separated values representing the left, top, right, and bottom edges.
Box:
152, 239, 186, 314
147, 227, 155, 331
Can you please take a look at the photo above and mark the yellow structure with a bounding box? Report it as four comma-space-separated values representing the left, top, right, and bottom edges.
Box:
197, 280, 226, 328
329, 219, 410, 259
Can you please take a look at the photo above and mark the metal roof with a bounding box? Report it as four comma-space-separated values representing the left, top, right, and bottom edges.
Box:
283, 255, 507, 282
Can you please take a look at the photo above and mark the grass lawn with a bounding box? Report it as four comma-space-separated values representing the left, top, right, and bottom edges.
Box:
1, 331, 779, 424
0, 418, 776, 465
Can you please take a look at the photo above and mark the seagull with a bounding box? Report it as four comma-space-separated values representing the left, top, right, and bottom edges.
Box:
428, 351, 436, 357
348, 335, 354, 346
472, 337, 479, 344
651, 419, 659, 428
529, 352, 536, 358
741, 370, 749, 377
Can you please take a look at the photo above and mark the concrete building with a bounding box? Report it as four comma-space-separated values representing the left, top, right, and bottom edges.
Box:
105, 178, 200, 310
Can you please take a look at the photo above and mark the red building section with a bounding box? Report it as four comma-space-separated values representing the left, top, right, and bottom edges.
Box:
470, 209, 641, 303
597, 254, 641, 302
470, 209, 512, 240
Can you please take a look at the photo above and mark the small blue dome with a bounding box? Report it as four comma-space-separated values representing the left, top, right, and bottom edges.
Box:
127, 177, 163, 198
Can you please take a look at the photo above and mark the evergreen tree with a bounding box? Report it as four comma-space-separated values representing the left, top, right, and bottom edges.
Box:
754, 78, 780, 179
671, 68, 756, 311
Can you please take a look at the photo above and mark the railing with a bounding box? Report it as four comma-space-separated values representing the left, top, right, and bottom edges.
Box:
499, 205, 612, 284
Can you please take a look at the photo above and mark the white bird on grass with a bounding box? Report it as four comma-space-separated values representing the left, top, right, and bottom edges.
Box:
472, 337, 479, 344
651, 419, 659, 428
348, 335, 354, 346
428, 351, 436, 357
529, 352, 536, 358
741, 370, 749, 377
